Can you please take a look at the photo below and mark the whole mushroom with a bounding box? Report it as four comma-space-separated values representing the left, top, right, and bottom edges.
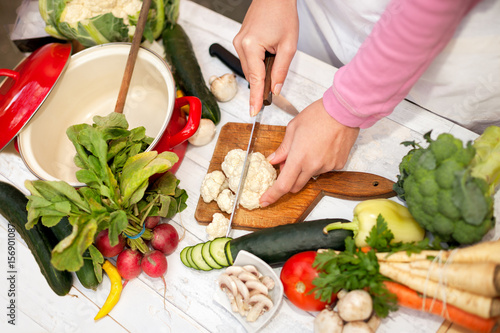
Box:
314, 308, 343, 333
337, 290, 373, 322
209, 73, 238, 102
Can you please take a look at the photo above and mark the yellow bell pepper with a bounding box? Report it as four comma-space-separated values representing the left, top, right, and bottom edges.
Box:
94, 260, 123, 321
324, 199, 425, 248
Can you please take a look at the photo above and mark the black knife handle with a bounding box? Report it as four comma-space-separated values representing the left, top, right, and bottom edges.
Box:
209, 43, 245, 78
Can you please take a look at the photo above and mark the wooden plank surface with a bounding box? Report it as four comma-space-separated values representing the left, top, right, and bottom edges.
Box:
194, 122, 396, 229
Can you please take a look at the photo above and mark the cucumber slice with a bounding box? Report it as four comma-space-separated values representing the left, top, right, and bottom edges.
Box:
209, 237, 232, 267
202, 241, 222, 269
180, 246, 191, 268
191, 243, 212, 271
186, 246, 199, 269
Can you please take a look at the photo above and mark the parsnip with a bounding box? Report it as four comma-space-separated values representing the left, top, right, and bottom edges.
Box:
386, 261, 500, 297
379, 262, 500, 319
376, 240, 500, 264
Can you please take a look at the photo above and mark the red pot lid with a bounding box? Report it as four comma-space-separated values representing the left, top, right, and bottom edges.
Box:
0, 43, 72, 151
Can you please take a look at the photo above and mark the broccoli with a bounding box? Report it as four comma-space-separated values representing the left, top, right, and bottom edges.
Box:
394, 127, 500, 245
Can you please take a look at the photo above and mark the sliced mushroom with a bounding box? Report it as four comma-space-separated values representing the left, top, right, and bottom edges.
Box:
242, 265, 261, 277
235, 293, 249, 317
238, 271, 259, 282
245, 279, 269, 295
230, 275, 250, 301
260, 275, 275, 290
225, 265, 245, 276
225, 290, 239, 312
218, 273, 238, 296
248, 293, 273, 310
246, 294, 273, 322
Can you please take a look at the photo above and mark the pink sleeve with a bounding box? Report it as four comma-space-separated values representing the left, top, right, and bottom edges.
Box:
323, 0, 481, 129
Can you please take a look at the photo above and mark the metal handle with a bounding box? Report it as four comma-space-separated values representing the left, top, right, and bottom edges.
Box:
263, 52, 275, 106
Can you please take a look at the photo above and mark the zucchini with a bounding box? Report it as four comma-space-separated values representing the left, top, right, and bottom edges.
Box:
226, 219, 353, 265
191, 243, 212, 271
180, 246, 191, 268
51, 217, 99, 290
201, 241, 222, 269
162, 23, 221, 125
0, 181, 73, 296
209, 237, 231, 267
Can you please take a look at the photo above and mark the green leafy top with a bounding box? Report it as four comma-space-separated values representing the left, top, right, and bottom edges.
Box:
25, 112, 187, 273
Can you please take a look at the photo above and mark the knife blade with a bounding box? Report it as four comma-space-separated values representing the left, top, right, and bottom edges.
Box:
226, 53, 275, 237
209, 43, 299, 116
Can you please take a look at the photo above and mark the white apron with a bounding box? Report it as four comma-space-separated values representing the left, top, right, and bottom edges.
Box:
297, 0, 500, 134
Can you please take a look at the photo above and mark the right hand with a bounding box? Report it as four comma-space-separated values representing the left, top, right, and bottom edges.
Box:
233, 0, 299, 116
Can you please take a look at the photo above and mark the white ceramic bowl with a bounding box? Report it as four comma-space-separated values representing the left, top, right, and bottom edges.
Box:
17, 43, 176, 186
214, 250, 284, 332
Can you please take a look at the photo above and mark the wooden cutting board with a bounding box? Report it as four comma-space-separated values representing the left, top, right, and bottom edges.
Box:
194, 122, 397, 230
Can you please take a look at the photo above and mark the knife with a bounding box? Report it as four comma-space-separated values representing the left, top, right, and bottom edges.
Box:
226, 53, 275, 237
209, 43, 299, 116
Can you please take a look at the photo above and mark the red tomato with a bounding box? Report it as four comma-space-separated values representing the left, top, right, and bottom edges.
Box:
280, 251, 333, 311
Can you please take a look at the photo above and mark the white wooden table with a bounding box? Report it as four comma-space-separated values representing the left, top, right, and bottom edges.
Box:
1, 1, 498, 332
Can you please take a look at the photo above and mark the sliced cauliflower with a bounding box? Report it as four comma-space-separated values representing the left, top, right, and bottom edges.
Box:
220, 149, 277, 210
217, 188, 235, 214
200, 170, 228, 203
206, 213, 230, 240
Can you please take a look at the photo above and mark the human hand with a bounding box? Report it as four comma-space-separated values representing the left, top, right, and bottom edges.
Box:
233, 0, 298, 116
260, 99, 360, 207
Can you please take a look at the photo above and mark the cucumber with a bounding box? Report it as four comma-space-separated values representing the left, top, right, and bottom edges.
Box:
202, 241, 222, 269
180, 246, 191, 268
191, 243, 212, 271
226, 219, 353, 265
50, 217, 99, 290
0, 181, 73, 296
209, 237, 231, 267
162, 23, 221, 125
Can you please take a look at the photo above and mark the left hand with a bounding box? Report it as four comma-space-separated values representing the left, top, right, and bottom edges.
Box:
260, 99, 360, 207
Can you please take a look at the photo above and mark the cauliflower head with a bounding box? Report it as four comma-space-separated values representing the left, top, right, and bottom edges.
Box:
206, 213, 229, 240
395, 131, 496, 245
217, 189, 235, 214
200, 170, 228, 203
221, 149, 276, 210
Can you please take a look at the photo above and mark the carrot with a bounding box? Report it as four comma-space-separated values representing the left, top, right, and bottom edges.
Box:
379, 262, 500, 318
384, 281, 500, 333
387, 261, 500, 297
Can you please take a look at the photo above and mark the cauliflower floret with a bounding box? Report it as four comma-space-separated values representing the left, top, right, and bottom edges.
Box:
221, 148, 246, 192
220, 149, 277, 211
200, 170, 228, 203
206, 213, 229, 240
216, 188, 235, 214
239, 152, 277, 210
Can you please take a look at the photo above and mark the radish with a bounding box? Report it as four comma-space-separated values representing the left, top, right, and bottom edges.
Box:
141, 250, 168, 278
151, 223, 179, 255
116, 249, 143, 280
145, 216, 161, 229
95, 229, 126, 258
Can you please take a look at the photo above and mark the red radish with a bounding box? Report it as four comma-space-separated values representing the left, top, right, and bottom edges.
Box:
142, 250, 169, 309
145, 216, 161, 229
95, 229, 126, 257
116, 249, 143, 280
151, 223, 179, 255
141, 250, 168, 278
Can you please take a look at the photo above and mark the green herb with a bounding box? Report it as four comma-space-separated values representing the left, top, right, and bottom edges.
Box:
25, 112, 187, 272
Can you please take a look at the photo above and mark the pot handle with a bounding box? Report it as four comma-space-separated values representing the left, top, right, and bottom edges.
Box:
167, 96, 202, 148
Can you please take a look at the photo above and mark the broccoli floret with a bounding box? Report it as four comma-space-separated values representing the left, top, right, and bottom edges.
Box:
394, 130, 499, 245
